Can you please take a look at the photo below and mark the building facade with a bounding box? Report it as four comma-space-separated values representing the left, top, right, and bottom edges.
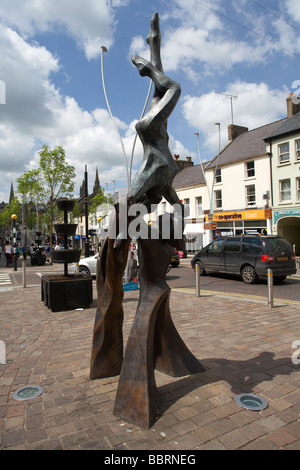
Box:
265, 95, 300, 254
165, 95, 300, 253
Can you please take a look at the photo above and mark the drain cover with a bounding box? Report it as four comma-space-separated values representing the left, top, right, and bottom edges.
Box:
13, 385, 43, 401
235, 393, 268, 411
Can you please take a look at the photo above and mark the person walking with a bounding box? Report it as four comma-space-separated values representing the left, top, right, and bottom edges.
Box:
4, 241, 13, 267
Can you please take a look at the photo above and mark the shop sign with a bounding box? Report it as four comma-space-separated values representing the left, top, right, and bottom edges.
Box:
204, 222, 217, 230
206, 209, 272, 223
273, 209, 300, 224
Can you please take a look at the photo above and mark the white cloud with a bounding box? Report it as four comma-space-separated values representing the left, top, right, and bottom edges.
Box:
182, 81, 289, 156
0, 0, 126, 60
0, 24, 139, 201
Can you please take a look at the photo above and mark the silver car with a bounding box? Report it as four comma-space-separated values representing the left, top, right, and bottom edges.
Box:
69, 253, 99, 276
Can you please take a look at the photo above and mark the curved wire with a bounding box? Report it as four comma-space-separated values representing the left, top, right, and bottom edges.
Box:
100, 47, 130, 191
129, 79, 153, 186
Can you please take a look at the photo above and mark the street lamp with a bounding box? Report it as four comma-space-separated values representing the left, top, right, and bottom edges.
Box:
194, 132, 213, 243
11, 214, 17, 271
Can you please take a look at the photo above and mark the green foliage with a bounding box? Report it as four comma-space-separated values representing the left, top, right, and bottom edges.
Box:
89, 189, 113, 225
0, 197, 21, 228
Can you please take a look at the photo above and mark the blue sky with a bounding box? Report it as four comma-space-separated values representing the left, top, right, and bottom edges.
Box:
0, 0, 300, 203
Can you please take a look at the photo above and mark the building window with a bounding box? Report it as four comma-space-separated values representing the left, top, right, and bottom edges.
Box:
279, 143, 290, 164
196, 197, 202, 216
246, 161, 255, 178
246, 185, 256, 206
215, 169, 221, 183
296, 140, 300, 160
297, 178, 300, 201
280, 179, 291, 202
214, 190, 222, 209
184, 198, 190, 216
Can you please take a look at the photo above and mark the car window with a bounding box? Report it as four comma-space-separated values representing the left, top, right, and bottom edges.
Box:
242, 237, 262, 253
264, 237, 293, 253
208, 239, 224, 253
224, 237, 241, 252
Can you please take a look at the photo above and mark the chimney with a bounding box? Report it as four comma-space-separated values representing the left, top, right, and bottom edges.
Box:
174, 155, 194, 170
228, 124, 248, 142
287, 93, 300, 118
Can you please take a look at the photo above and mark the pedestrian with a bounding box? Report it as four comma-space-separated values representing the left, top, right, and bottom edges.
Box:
45, 245, 50, 262
4, 241, 13, 267
125, 251, 138, 283
0, 244, 2, 259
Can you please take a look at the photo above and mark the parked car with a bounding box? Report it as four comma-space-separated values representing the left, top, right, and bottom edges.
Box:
170, 249, 180, 267
191, 235, 296, 284
69, 253, 99, 276
69, 239, 139, 277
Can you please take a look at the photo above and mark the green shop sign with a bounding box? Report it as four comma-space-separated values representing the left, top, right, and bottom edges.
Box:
273, 209, 300, 224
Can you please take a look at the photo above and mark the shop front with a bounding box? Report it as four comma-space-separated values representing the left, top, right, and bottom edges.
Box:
273, 209, 300, 255
206, 209, 272, 237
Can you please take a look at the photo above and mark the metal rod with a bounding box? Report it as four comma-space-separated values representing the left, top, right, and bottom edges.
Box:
195, 264, 201, 297
84, 165, 90, 258
22, 259, 26, 288
100, 46, 130, 191
268, 268, 273, 308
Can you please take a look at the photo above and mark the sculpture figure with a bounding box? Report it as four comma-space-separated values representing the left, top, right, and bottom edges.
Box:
90, 12, 204, 429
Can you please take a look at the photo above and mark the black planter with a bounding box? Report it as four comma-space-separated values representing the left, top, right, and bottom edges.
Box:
41, 274, 92, 312
42, 198, 93, 312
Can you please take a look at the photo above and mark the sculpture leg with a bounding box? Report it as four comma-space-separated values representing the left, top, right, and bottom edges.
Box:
114, 285, 168, 428
90, 236, 131, 379
154, 292, 205, 376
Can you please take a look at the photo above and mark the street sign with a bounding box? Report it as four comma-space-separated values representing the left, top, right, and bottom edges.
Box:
204, 222, 217, 230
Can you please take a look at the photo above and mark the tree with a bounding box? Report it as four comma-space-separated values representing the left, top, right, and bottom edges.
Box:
16, 169, 43, 249
89, 188, 113, 225
38, 145, 76, 251
0, 197, 21, 239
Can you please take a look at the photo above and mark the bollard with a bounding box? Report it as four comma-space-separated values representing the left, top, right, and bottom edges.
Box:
195, 263, 200, 297
22, 259, 26, 288
75, 262, 79, 275
267, 268, 273, 308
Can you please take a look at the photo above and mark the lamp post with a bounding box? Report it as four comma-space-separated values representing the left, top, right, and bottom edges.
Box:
11, 214, 17, 271
84, 165, 90, 258
194, 132, 213, 243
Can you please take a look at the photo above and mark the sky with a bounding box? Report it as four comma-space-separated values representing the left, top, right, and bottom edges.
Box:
0, 0, 300, 203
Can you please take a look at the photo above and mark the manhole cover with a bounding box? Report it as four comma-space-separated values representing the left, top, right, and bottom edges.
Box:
12, 385, 43, 401
235, 393, 268, 411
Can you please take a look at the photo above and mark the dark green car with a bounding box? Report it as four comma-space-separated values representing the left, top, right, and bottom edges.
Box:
191, 235, 296, 284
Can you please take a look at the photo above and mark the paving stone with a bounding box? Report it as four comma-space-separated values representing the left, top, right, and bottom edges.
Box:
1, 279, 300, 450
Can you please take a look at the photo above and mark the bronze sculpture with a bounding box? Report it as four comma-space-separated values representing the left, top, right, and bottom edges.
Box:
90, 12, 204, 429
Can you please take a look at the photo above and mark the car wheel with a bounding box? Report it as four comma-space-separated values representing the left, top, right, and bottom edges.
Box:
241, 265, 257, 284
79, 266, 90, 276
195, 261, 205, 276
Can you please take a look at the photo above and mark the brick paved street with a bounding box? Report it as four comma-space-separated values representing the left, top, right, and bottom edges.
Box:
1, 272, 300, 451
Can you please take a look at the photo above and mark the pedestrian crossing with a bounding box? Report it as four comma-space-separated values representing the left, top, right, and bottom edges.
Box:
0, 270, 12, 289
